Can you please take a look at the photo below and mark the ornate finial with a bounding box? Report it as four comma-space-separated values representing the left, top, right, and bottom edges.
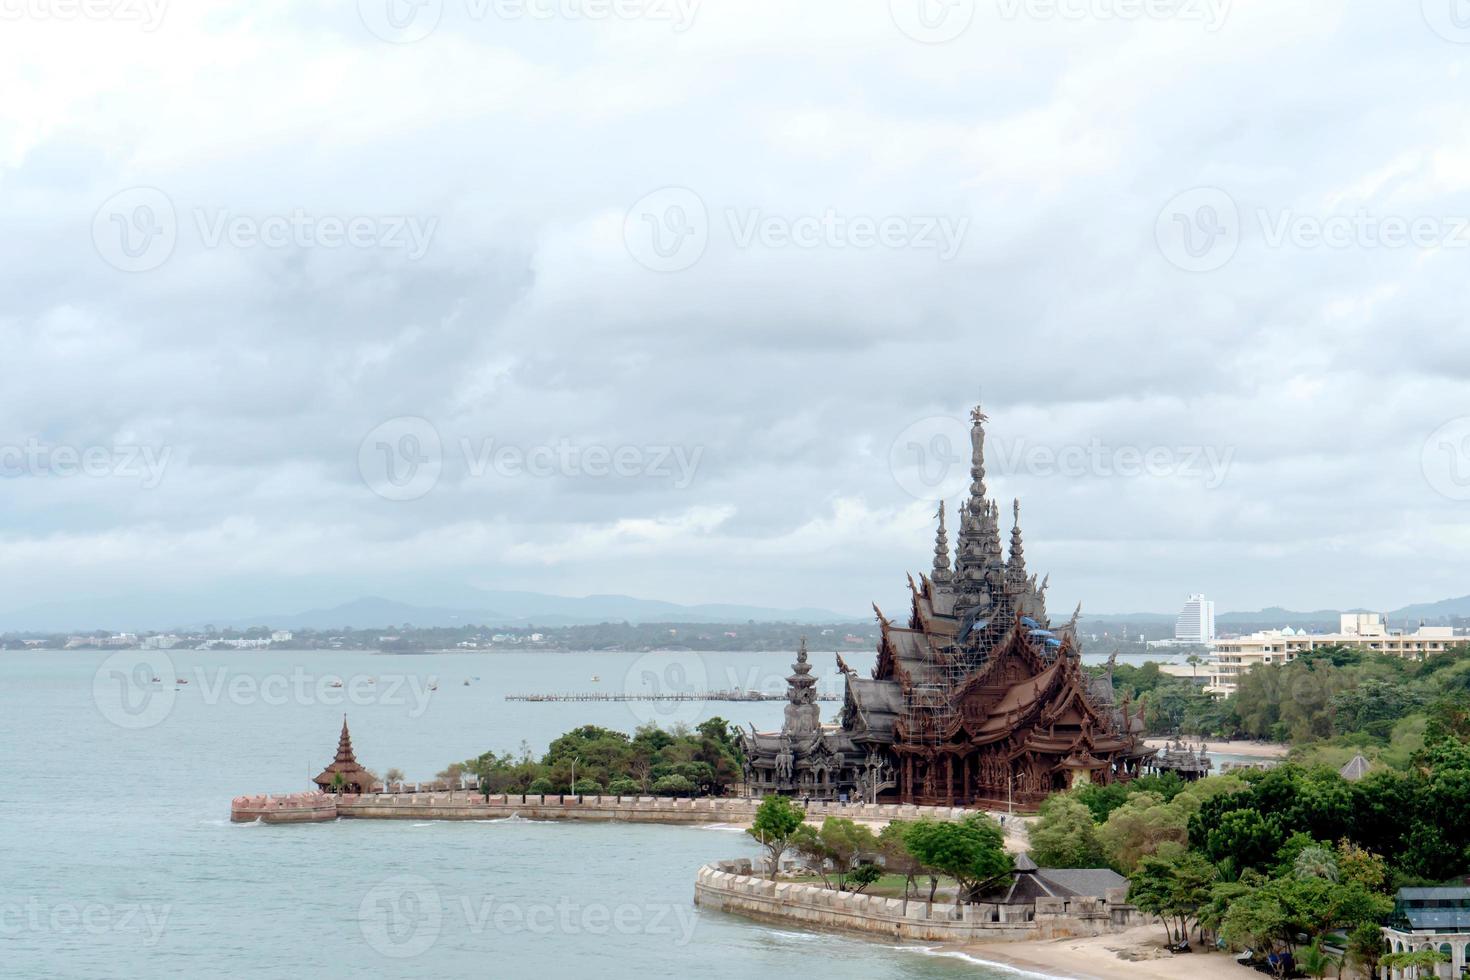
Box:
1005, 498, 1027, 590
967, 406, 989, 512
797, 636, 808, 663
932, 499, 952, 582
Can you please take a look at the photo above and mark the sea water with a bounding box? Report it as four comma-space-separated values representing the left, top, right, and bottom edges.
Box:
0, 648, 1107, 977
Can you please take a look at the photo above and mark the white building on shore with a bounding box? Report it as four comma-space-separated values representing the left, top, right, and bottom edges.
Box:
1175, 594, 1216, 643
1206, 613, 1461, 694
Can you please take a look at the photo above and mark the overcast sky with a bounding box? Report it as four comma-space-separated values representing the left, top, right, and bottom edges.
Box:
2, 0, 1469, 624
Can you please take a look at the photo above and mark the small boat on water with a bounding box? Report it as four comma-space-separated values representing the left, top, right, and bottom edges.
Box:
590, 674, 601, 683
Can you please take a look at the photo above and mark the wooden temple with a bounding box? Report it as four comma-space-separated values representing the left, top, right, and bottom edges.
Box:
313, 715, 373, 794
742, 406, 1154, 810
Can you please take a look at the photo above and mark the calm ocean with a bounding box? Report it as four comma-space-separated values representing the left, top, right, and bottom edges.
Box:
0, 648, 1102, 978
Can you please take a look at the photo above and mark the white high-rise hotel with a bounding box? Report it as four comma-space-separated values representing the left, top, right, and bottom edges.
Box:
1175, 594, 1216, 643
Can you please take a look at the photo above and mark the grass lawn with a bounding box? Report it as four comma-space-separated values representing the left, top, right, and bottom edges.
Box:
779, 871, 960, 900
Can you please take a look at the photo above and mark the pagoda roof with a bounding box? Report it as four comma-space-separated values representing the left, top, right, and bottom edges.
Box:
313, 716, 371, 787
1339, 753, 1373, 781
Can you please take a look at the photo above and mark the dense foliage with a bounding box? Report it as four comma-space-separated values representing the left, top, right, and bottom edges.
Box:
1103, 644, 1470, 761
1027, 724, 1470, 963
749, 803, 1013, 906
455, 718, 744, 797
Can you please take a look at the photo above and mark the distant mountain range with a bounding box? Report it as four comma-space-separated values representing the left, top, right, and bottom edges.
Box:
229, 593, 863, 631
0, 590, 864, 633
4, 588, 1470, 635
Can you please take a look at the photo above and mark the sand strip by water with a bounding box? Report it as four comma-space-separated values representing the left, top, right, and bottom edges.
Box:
950, 924, 1256, 980
1144, 738, 1288, 759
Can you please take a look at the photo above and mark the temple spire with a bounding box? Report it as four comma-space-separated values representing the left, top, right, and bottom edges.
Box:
782, 636, 820, 735
336, 715, 355, 762
1007, 497, 1027, 588
954, 406, 992, 595
931, 499, 952, 585
967, 404, 989, 509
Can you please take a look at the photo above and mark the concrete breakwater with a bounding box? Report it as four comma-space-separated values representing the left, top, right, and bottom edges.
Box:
229, 791, 976, 825
693, 861, 1145, 943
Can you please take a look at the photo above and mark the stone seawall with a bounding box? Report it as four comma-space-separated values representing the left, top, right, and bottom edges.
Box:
693, 861, 1146, 943
230, 792, 976, 825
230, 793, 339, 823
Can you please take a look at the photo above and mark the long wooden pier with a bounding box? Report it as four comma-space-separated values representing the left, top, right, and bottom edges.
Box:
505, 689, 839, 703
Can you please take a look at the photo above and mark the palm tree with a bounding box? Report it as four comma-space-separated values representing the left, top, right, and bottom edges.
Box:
1298, 939, 1340, 980
1292, 846, 1339, 882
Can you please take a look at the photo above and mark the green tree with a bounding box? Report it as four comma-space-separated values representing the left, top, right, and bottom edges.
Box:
1198, 877, 1255, 947
1099, 790, 1194, 872
1028, 793, 1107, 869
817, 818, 879, 891
1346, 921, 1385, 978
1203, 807, 1282, 870
651, 773, 694, 796
1128, 851, 1216, 946
1221, 875, 1390, 959
1072, 781, 1130, 822
902, 815, 1013, 908
789, 824, 836, 888
1335, 840, 1389, 893
877, 820, 928, 911
846, 862, 882, 894
747, 795, 806, 879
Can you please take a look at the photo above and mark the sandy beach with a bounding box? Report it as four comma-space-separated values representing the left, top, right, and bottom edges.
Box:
952, 925, 1254, 980
1145, 738, 1289, 759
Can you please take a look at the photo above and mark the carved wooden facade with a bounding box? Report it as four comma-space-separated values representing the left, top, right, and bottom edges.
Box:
742, 407, 1153, 809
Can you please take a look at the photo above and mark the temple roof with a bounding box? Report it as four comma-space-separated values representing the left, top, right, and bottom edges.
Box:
313, 716, 371, 788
